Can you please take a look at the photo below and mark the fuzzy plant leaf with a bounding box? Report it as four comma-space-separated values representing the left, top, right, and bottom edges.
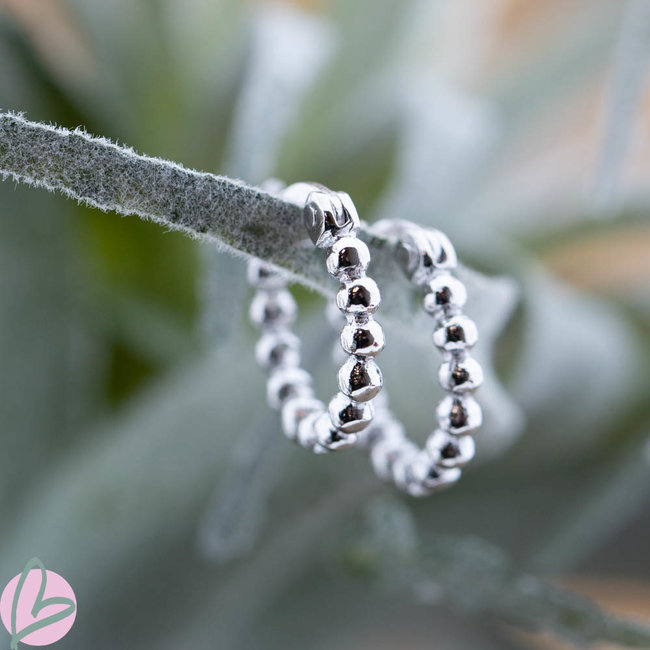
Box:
531, 431, 650, 572
508, 267, 643, 466
201, 3, 334, 342
419, 536, 650, 648
196, 5, 335, 560
0, 337, 272, 647
195, 414, 287, 563
592, 0, 650, 212
373, 77, 501, 242
0, 111, 517, 326
0, 111, 400, 300
195, 311, 344, 564
0, 183, 106, 516
0, 112, 309, 274
224, 3, 334, 184
357, 498, 650, 649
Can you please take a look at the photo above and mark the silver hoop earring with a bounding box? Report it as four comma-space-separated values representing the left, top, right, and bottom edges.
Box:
248, 182, 385, 453
355, 219, 483, 496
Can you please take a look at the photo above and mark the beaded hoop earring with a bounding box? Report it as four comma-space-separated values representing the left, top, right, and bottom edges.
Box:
247, 184, 482, 496
356, 219, 483, 496
248, 182, 385, 453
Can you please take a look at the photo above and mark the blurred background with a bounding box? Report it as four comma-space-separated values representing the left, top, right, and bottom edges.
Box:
0, 0, 650, 648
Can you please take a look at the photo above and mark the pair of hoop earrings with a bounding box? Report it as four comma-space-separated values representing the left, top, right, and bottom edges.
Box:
248, 182, 482, 497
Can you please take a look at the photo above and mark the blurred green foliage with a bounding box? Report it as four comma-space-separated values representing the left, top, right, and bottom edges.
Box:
1, 1, 650, 649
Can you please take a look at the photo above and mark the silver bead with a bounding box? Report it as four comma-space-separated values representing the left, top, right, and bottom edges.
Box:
281, 397, 325, 440
354, 422, 377, 451
303, 188, 360, 248
337, 356, 383, 402
340, 318, 385, 357
326, 237, 370, 280
391, 445, 421, 493
426, 429, 475, 468
255, 331, 301, 370
438, 357, 483, 393
355, 403, 394, 449
433, 315, 478, 352
295, 410, 323, 452
368, 409, 407, 474
328, 392, 373, 433
267, 367, 313, 410
423, 274, 467, 316
395, 226, 438, 286
396, 226, 457, 286
426, 229, 457, 271
314, 412, 357, 451
249, 289, 296, 329
370, 437, 405, 482
436, 394, 482, 435
336, 277, 381, 315
405, 481, 435, 498
247, 259, 287, 290
248, 182, 386, 460
410, 451, 462, 491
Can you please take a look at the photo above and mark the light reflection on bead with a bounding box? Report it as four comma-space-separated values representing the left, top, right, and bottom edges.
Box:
328, 392, 373, 433
391, 445, 420, 493
326, 237, 370, 280
255, 331, 301, 370
337, 356, 383, 402
395, 226, 440, 286
427, 229, 457, 271
303, 189, 360, 248
433, 315, 478, 352
281, 397, 325, 441
247, 259, 287, 291
426, 429, 476, 468
314, 412, 357, 451
355, 405, 397, 450
267, 367, 313, 410
410, 451, 462, 492
340, 319, 385, 357
371, 439, 403, 482
296, 410, 322, 452
436, 395, 482, 435
336, 277, 381, 315
423, 274, 467, 316
249, 290, 296, 329
438, 357, 483, 393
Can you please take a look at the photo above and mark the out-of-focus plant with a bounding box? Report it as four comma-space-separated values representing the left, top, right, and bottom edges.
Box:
0, 1, 649, 649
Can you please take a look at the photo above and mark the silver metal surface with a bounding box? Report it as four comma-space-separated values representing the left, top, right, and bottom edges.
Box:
336, 277, 381, 315
337, 356, 383, 402
326, 237, 370, 280
328, 392, 374, 434
436, 394, 482, 436
246, 183, 483, 496
358, 218, 483, 496
426, 429, 476, 468
247, 181, 384, 453
423, 273, 468, 316
433, 315, 479, 352
303, 188, 360, 248
281, 396, 325, 441
339, 319, 385, 357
